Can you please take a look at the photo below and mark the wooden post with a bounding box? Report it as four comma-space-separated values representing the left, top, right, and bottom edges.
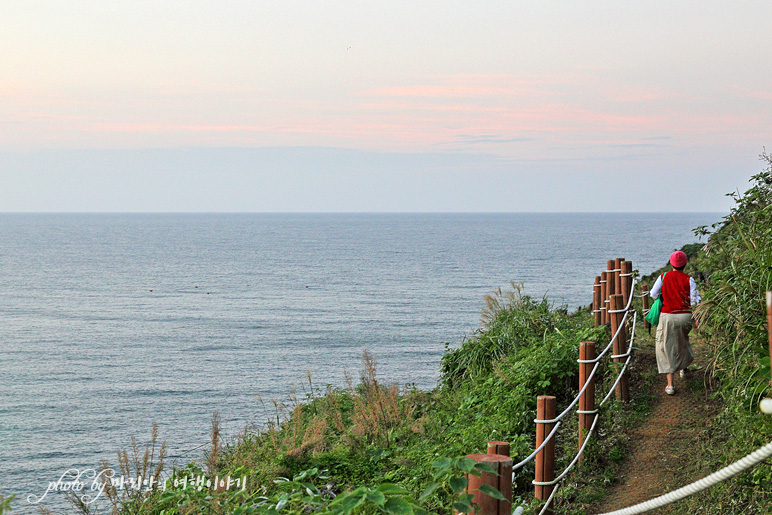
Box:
642, 282, 651, 333
578, 341, 596, 454
618, 274, 629, 377
610, 294, 630, 402
535, 395, 556, 513
620, 261, 632, 308
614, 258, 624, 299
465, 453, 513, 515
600, 272, 608, 325
487, 441, 510, 457
593, 276, 601, 327
606, 260, 616, 325
610, 293, 621, 359
607, 264, 616, 331
607, 260, 616, 299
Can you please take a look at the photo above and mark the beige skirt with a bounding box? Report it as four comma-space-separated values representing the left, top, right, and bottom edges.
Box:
655, 312, 694, 374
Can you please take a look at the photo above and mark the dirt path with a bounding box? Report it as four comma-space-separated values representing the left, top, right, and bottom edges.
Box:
593, 335, 721, 514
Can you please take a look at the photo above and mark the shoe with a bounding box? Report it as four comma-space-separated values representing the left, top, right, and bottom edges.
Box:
665, 386, 676, 395
679, 369, 686, 378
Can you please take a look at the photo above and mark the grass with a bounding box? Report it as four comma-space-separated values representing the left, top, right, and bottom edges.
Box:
46, 285, 603, 515
24, 153, 772, 515
566, 153, 772, 514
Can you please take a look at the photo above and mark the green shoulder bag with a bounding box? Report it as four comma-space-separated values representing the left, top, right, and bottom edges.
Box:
644, 272, 667, 326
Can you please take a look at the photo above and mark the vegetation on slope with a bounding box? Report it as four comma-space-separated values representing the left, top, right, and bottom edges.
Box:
24, 285, 600, 515
670, 153, 772, 512
10, 154, 771, 515
608, 152, 772, 514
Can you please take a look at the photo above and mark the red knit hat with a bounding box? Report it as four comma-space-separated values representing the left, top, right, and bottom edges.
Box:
670, 250, 687, 268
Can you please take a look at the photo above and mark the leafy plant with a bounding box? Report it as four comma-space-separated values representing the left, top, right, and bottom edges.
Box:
421, 457, 504, 514
693, 151, 772, 402
0, 494, 15, 515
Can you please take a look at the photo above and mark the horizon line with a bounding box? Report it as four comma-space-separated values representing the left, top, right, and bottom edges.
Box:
0, 210, 726, 215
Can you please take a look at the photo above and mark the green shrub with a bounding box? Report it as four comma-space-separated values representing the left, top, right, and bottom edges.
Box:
695, 152, 772, 404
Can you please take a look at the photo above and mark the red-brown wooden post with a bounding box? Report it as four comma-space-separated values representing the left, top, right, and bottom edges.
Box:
487, 441, 510, 457
610, 294, 630, 402
578, 341, 596, 454
607, 260, 616, 299
620, 261, 632, 308
464, 453, 513, 515
600, 272, 608, 325
535, 395, 556, 513
614, 258, 624, 298
642, 282, 651, 333
606, 260, 616, 325
617, 266, 629, 371
609, 293, 621, 358
593, 276, 601, 327
604, 259, 617, 324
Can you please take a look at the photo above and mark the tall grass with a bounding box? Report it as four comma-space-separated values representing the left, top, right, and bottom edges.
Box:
658, 152, 772, 514
441, 283, 566, 387
694, 151, 772, 402
93, 423, 166, 515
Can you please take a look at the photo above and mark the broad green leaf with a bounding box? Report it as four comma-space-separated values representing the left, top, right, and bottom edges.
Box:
431, 458, 453, 474
478, 484, 506, 500
329, 487, 367, 511
366, 491, 386, 506
339, 494, 367, 513
418, 482, 440, 502
376, 484, 409, 495
454, 457, 478, 474
472, 463, 498, 475
458, 493, 474, 503
453, 501, 473, 514
384, 498, 414, 515
449, 476, 468, 494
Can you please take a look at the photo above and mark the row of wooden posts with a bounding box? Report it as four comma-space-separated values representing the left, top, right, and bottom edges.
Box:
593, 258, 652, 332
592, 258, 634, 402
461, 260, 638, 515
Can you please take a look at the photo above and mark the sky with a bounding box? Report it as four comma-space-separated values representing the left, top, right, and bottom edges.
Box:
2, 1, 771, 212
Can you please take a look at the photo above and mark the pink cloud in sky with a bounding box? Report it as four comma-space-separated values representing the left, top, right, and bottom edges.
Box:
367, 84, 538, 99
92, 123, 270, 133
2, 69, 768, 157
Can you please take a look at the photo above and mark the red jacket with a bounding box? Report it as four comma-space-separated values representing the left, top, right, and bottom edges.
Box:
661, 270, 692, 314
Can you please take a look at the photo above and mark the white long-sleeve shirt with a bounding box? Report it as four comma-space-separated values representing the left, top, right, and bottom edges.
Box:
649, 273, 701, 304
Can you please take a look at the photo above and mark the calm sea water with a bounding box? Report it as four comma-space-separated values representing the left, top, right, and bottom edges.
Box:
0, 213, 720, 512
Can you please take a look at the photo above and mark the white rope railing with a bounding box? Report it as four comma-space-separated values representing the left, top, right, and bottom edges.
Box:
591, 289, 772, 515
530, 312, 638, 511
532, 285, 637, 427
508, 276, 645, 515
597, 438, 772, 515
511, 278, 638, 494
512, 421, 562, 471
510, 278, 771, 515
533, 415, 601, 487
545, 289, 770, 515
600, 323, 635, 407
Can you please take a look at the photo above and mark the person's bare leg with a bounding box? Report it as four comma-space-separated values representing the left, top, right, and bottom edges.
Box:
665, 373, 676, 394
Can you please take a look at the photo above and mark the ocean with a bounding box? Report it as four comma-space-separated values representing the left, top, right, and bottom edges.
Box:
0, 212, 720, 512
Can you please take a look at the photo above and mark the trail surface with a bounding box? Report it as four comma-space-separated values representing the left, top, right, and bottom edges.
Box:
594, 336, 720, 514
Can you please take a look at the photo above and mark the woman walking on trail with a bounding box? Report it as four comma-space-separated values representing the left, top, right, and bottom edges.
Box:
649, 250, 701, 395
